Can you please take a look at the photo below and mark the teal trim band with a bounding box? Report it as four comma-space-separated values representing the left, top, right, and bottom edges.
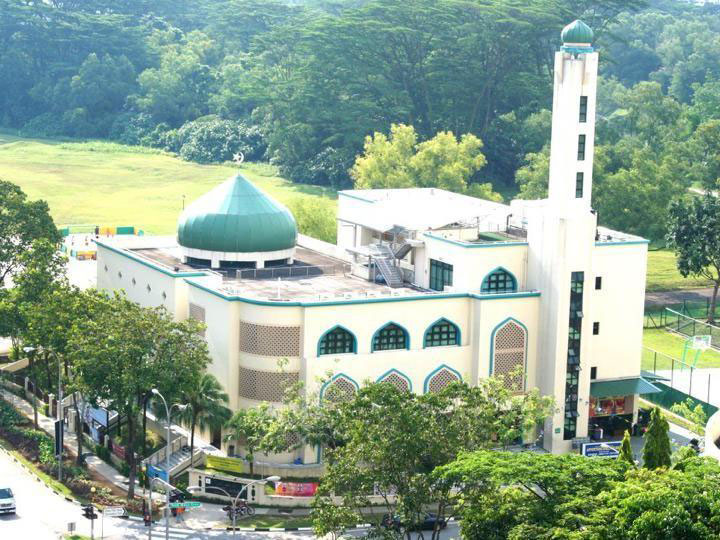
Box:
371, 321, 410, 352
423, 364, 463, 393
96, 240, 209, 278
489, 317, 528, 387
338, 191, 375, 203
424, 233, 528, 249
376, 368, 413, 392
595, 240, 649, 247
319, 373, 359, 402
423, 317, 461, 348
317, 325, 357, 356
185, 278, 541, 305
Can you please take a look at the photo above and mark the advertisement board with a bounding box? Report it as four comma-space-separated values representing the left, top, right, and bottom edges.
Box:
274, 482, 318, 497
581, 441, 622, 458
146, 463, 168, 483
206, 455, 245, 474
111, 439, 126, 460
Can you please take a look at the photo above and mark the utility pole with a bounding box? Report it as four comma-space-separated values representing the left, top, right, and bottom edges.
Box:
57, 353, 63, 483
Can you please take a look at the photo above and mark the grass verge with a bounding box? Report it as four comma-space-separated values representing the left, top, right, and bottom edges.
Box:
646, 250, 711, 292
228, 515, 315, 529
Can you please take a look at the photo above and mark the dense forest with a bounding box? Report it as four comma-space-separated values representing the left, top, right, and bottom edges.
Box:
2, 0, 720, 239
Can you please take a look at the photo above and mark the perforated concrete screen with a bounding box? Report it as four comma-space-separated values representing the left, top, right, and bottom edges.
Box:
189, 303, 206, 335
493, 321, 526, 392
238, 366, 299, 402
379, 372, 410, 392
323, 377, 357, 403
239, 321, 300, 357
427, 368, 460, 393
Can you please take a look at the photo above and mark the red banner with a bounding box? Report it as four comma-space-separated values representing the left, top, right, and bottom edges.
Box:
111, 439, 126, 460
274, 482, 318, 497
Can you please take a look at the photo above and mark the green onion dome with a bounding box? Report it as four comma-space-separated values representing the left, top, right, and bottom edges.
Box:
177, 174, 297, 253
561, 20, 594, 44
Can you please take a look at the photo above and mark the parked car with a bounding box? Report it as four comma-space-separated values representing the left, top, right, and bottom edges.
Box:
0, 487, 16, 515
381, 512, 447, 531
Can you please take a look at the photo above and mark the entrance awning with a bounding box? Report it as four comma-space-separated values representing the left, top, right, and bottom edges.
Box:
590, 377, 661, 398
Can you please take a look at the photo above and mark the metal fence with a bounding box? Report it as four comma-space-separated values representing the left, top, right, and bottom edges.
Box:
235, 263, 351, 280
644, 299, 720, 329
664, 308, 720, 351
642, 346, 716, 406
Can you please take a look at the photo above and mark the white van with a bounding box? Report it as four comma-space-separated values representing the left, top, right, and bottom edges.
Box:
0, 487, 16, 515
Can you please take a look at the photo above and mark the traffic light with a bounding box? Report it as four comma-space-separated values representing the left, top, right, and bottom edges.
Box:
82, 504, 98, 520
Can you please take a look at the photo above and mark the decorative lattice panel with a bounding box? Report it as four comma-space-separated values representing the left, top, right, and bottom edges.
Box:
238, 366, 299, 402
427, 368, 460, 393
379, 372, 410, 392
493, 321, 526, 392
285, 432, 301, 448
189, 303, 205, 322
323, 377, 357, 403
239, 321, 300, 357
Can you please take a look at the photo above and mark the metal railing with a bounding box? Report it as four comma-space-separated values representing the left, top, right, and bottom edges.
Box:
643, 346, 716, 405
665, 308, 720, 350
235, 263, 351, 280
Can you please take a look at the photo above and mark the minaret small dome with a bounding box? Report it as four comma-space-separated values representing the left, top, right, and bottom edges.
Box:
177, 174, 297, 254
561, 19, 593, 44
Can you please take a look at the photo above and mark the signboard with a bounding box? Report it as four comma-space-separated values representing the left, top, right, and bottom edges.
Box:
111, 439, 126, 460
89, 425, 102, 444
169, 502, 201, 509
205, 476, 247, 498
54, 419, 64, 456
87, 407, 109, 428
146, 463, 168, 482
103, 506, 125, 517
582, 441, 622, 458
206, 455, 245, 475
275, 482, 318, 497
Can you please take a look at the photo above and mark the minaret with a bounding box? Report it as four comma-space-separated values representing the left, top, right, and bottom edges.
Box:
526, 20, 599, 453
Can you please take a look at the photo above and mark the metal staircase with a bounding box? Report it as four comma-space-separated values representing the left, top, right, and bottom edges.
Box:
393, 243, 412, 260
375, 257, 404, 288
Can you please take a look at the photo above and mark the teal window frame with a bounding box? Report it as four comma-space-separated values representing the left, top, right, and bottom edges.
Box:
423, 318, 460, 348
429, 259, 453, 291
481, 267, 517, 294
372, 322, 409, 352
579, 96, 588, 123
576, 172, 584, 198
318, 326, 357, 356
577, 135, 586, 161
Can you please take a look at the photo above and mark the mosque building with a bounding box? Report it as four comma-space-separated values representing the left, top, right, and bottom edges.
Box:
96, 20, 658, 459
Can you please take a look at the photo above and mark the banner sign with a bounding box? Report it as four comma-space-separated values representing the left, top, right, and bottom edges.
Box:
582, 441, 622, 458
89, 425, 102, 444
87, 407, 109, 427
206, 455, 245, 474
146, 463, 168, 482
111, 439, 126, 460
274, 482, 318, 497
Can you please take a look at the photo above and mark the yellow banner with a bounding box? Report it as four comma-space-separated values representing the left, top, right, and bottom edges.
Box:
206, 455, 245, 474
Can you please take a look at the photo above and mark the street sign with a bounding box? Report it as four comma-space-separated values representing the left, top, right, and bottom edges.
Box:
582, 441, 622, 458
169, 502, 201, 509
103, 506, 125, 517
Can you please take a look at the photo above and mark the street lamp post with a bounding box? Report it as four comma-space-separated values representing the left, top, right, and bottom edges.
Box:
187, 475, 280, 537
147, 476, 178, 540
22, 346, 38, 428
150, 388, 187, 540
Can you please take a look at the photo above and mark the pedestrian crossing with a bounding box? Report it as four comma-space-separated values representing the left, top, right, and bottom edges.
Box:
125, 516, 214, 539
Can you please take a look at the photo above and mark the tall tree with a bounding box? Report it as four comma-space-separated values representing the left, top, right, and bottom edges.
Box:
618, 430, 635, 467
643, 407, 672, 470
0, 181, 59, 287
667, 194, 720, 323
175, 373, 231, 467
70, 294, 210, 498
224, 403, 275, 476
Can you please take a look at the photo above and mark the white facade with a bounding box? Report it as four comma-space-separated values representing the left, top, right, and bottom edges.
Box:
95, 30, 651, 459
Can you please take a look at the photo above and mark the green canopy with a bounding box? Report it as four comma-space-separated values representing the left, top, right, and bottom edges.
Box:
590, 377, 661, 398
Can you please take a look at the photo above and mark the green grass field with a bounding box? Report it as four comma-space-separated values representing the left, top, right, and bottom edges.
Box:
0, 131, 336, 235
643, 328, 720, 369
646, 250, 711, 292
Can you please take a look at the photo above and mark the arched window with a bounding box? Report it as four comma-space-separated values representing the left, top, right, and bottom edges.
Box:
481, 268, 517, 294
425, 366, 462, 393
377, 369, 411, 392
321, 374, 358, 404
491, 319, 527, 392
424, 318, 460, 348
372, 323, 409, 352
318, 326, 356, 356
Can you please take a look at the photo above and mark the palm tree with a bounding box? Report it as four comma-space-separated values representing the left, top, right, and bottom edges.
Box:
177, 374, 231, 465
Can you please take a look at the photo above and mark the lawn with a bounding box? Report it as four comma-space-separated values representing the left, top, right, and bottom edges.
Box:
642, 328, 720, 369
0, 132, 336, 235
646, 250, 711, 292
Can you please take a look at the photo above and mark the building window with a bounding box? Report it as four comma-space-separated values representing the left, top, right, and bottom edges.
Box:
429, 259, 453, 291
564, 271, 584, 440
576, 172, 584, 198
491, 319, 526, 392
590, 366, 597, 380
318, 326, 356, 356
424, 319, 460, 347
595, 276, 602, 290
579, 96, 588, 123
372, 323, 409, 352
481, 268, 517, 294
577, 135, 586, 161
377, 370, 411, 392
593, 322, 600, 335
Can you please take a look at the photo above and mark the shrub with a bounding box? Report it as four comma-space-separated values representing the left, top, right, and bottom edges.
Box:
95, 443, 111, 463
176, 116, 266, 163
